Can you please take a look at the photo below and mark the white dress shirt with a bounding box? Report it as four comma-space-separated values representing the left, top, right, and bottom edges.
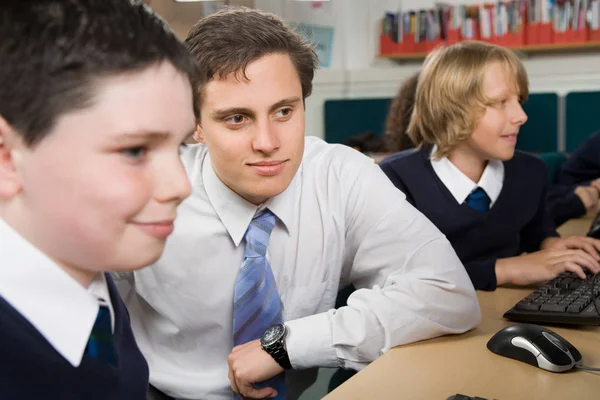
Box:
0, 218, 114, 367
430, 146, 504, 207
115, 136, 480, 399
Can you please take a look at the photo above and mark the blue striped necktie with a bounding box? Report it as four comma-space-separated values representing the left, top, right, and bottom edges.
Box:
233, 209, 285, 399
85, 304, 117, 365
466, 187, 490, 213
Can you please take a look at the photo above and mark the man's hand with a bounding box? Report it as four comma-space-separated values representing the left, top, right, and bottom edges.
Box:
228, 339, 284, 399
496, 249, 600, 286
541, 236, 600, 260
574, 185, 599, 211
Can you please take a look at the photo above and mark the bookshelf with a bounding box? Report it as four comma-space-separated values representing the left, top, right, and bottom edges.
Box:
378, 40, 600, 60
379, 0, 600, 61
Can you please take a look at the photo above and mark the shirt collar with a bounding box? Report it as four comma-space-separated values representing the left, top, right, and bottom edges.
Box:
202, 153, 295, 247
0, 218, 112, 367
430, 145, 504, 206
88, 273, 115, 332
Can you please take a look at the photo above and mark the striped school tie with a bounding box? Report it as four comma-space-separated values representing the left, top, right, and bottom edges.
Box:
85, 303, 117, 366
466, 187, 491, 213
233, 209, 285, 399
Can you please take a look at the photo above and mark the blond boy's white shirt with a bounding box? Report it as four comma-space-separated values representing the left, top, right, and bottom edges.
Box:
430, 145, 504, 206
0, 218, 114, 367
115, 136, 481, 399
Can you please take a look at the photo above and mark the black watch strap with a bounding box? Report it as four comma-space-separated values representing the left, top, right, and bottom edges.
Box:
269, 344, 292, 370
261, 324, 292, 370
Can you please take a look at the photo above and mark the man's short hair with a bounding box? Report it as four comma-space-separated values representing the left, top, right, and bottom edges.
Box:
185, 6, 318, 114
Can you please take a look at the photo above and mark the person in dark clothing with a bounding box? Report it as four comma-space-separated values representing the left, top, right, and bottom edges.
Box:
547, 182, 598, 226
545, 130, 600, 226
558, 131, 600, 186
380, 41, 600, 291
0, 1, 198, 398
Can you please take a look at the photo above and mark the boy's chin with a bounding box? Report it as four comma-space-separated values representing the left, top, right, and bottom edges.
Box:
492, 148, 516, 161
112, 246, 166, 271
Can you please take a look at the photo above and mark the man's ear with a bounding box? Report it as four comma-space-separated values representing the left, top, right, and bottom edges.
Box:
0, 116, 23, 198
193, 124, 205, 144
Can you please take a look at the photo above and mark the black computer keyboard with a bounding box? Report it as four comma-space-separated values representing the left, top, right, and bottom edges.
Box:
504, 271, 600, 325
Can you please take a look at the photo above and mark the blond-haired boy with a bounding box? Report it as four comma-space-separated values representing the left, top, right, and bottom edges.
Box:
381, 41, 600, 291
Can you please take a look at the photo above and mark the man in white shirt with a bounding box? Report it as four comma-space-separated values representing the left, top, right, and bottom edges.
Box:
116, 7, 481, 400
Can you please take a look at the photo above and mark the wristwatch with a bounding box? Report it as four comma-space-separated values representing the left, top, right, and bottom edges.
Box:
260, 324, 292, 370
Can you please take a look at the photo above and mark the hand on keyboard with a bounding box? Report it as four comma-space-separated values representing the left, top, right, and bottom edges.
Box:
495, 249, 600, 286
541, 236, 600, 262
505, 271, 600, 325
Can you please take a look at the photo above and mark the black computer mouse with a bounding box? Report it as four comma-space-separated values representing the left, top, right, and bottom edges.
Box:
487, 323, 582, 372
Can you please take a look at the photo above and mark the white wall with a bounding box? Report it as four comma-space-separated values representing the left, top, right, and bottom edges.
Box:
259, 0, 600, 140
148, 0, 253, 39
147, 0, 204, 39
152, 0, 600, 141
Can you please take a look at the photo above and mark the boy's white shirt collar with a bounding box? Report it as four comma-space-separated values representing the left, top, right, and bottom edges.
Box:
0, 218, 114, 367
430, 145, 504, 207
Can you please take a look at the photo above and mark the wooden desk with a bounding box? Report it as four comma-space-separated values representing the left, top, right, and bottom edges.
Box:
325, 289, 599, 400
325, 217, 600, 400
556, 211, 596, 237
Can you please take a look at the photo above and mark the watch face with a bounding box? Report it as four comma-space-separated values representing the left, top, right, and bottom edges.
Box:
261, 324, 284, 347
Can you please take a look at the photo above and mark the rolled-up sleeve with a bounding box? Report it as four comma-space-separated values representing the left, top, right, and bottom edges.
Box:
285, 156, 481, 370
